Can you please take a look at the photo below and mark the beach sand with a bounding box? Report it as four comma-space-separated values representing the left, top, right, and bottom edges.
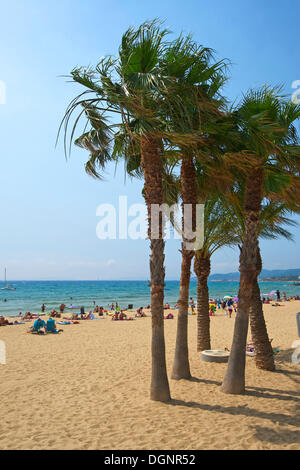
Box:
0, 301, 299, 450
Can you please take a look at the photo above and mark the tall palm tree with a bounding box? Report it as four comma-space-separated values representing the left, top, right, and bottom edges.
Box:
223, 185, 298, 370
59, 20, 223, 401
193, 187, 297, 355
250, 204, 297, 370
157, 37, 230, 380
194, 196, 240, 351
111, 34, 231, 380
221, 88, 300, 394
59, 20, 181, 402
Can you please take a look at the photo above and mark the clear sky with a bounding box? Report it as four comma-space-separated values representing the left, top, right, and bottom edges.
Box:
0, 0, 299, 280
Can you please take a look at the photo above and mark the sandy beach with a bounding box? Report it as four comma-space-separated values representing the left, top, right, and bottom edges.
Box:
0, 301, 299, 450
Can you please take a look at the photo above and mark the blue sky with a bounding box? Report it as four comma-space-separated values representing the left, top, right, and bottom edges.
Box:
0, 0, 299, 280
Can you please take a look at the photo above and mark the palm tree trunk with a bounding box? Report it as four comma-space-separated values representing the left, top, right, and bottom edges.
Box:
249, 246, 275, 370
172, 155, 197, 380
194, 252, 211, 351
171, 249, 193, 379
140, 136, 170, 402
221, 168, 263, 394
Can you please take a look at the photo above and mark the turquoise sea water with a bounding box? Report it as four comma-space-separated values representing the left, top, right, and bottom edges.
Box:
1, 280, 299, 317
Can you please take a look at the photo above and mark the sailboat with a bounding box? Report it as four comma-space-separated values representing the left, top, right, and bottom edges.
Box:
1, 268, 16, 290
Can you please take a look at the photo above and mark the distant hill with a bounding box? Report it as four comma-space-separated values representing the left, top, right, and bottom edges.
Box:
206, 268, 300, 281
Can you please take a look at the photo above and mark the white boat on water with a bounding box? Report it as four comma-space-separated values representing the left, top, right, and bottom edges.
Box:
0, 268, 16, 290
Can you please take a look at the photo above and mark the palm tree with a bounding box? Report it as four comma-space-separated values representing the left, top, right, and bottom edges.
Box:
111, 34, 231, 380
194, 196, 239, 351
223, 184, 298, 370
156, 37, 230, 379
193, 186, 297, 356
221, 88, 300, 394
59, 20, 180, 402
58, 20, 226, 401
250, 203, 297, 370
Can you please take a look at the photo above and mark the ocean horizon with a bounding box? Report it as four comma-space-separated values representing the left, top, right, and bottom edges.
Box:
1, 279, 299, 317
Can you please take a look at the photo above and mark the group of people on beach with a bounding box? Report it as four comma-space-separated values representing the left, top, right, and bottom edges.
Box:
2, 288, 298, 328
30, 316, 63, 334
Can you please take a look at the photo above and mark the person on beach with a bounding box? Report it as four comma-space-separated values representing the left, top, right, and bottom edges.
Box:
59, 304, 65, 313
119, 310, 127, 320
24, 312, 33, 319
50, 310, 60, 317
283, 292, 287, 301
98, 306, 104, 316
276, 290, 281, 301
46, 317, 63, 334
32, 317, 46, 334
112, 311, 119, 321
209, 304, 216, 316
135, 307, 146, 317
164, 313, 174, 319
84, 311, 92, 320
227, 305, 233, 318
190, 298, 195, 314
80, 306, 85, 319
0, 316, 9, 326
41, 304, 46, 313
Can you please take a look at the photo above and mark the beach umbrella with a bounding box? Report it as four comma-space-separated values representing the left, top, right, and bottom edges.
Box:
233, 297, 238, 302
223, 295, 232, 300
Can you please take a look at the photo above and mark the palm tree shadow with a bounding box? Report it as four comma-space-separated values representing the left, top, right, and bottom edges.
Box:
244, 389, 300, 403
167, 399, 300, 428
250, 425, 300, 445
189, 376, 222, 386
248, 384, 300, 398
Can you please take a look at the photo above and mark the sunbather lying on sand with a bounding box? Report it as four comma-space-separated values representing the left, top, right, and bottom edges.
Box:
81, 311, 94, 320
0, 316, 9, 326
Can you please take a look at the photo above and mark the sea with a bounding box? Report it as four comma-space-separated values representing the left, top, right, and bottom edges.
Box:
1, 280, 300, 317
